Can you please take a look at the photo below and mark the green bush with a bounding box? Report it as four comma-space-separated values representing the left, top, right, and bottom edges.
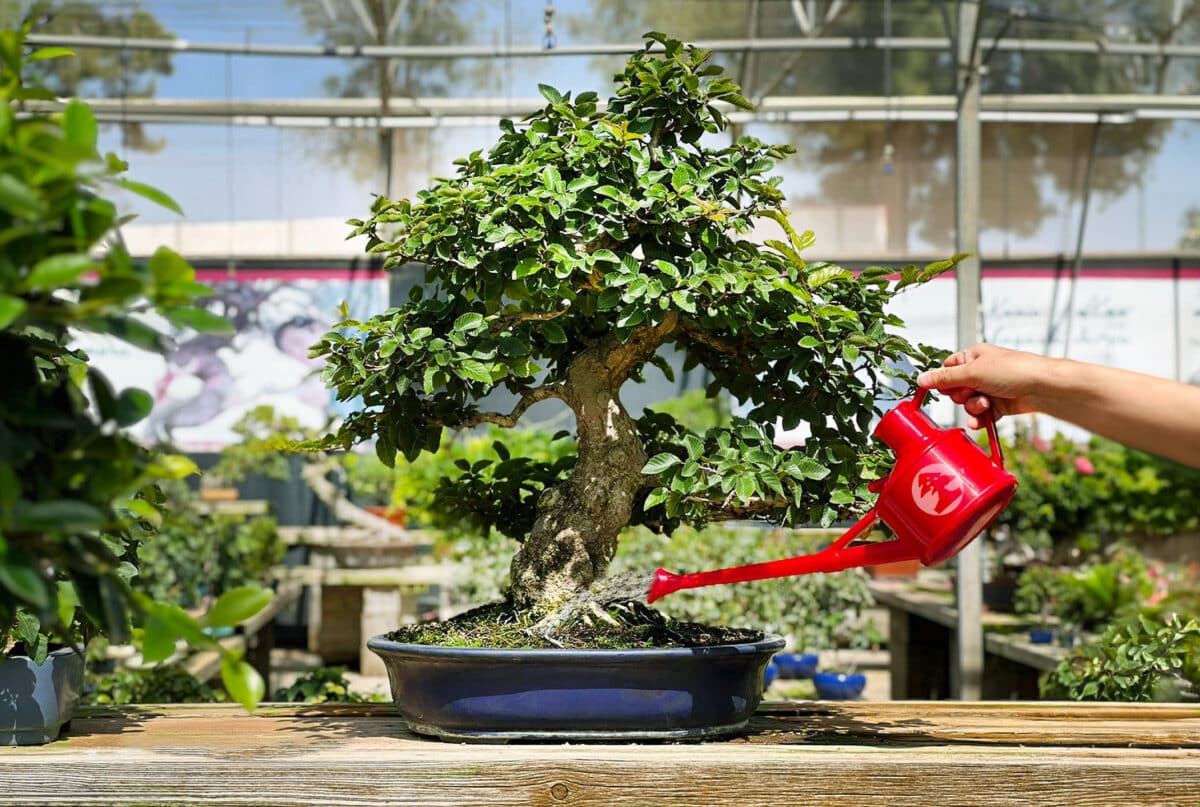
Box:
1015, 549, 1152, 632
272, 666, 382, 704
1040, 613, 1200, 701
133, 481, 284, 608
997, 430, 1200, 557
85, 665, 224, 706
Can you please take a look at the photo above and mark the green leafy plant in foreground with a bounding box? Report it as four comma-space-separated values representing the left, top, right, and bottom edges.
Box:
312, 32, 957, 611
0, 24, 266, 708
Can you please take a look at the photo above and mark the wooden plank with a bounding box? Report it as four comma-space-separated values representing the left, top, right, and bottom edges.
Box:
272, 563, 465, 588
192, 499, 271, 516
278, 525, 434, 547
1, 703, 1197, 806
985, 630, 1070, 672
872, 577, 1075, 676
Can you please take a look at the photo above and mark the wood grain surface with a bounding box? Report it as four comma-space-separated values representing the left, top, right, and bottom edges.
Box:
1, 702, 1197, 806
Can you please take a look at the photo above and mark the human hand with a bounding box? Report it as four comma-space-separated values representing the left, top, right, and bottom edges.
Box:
916, 343, 1053, 429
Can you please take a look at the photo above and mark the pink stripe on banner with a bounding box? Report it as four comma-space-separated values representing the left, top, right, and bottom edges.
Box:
984, 267, 1200, 280
886, 267, 1200, 281
193, 268, 387, 281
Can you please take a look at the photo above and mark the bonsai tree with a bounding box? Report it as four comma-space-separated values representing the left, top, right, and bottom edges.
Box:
314, 34, 955, 618
0, 24, 266, 708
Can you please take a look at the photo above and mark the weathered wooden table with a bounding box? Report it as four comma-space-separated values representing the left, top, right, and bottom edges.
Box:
2, 702, 1198, 805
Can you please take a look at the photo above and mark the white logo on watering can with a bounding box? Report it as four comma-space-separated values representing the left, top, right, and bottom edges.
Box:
911, 463, 965, 516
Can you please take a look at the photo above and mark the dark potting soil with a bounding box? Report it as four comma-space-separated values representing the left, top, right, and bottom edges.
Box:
385, 600, 763, 650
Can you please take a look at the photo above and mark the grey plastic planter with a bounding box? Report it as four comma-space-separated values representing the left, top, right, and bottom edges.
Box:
0, 647, 85, 746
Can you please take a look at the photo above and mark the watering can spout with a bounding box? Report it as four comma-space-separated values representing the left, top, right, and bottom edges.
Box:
646, 568, 680, 604
644, 511, 920, 603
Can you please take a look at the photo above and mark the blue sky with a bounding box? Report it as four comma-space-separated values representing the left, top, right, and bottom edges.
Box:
89, 0, 1200, 257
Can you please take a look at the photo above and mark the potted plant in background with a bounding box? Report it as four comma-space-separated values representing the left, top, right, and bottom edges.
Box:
1014, 564, 1061, 644
309, 33, 954, 740
0, 25, 268, 743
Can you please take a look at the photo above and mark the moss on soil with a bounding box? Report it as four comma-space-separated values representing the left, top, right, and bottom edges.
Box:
385, 600, 763, 650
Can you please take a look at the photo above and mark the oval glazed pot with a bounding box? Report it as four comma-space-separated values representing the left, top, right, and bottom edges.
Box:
813, 672, 866, 700
773, 652, 819, 679
0, 647, 85, 746
368, 634, 784, 742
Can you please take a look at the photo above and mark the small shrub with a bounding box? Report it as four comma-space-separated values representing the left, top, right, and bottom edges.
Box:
85, 666, 224, 706
272, 666, 382, 704
1040, 613, 1200, 701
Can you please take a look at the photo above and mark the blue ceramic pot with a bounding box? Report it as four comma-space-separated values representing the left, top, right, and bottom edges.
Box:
812, 672, 866, 700
0, 648, 84, 745
1028, 628, 1054, 644
368, 633, 784, 742
763, 661, 778, 689
773, 652, 819, 679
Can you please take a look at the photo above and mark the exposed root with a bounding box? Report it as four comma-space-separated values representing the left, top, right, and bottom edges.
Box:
528, 570, 656, 641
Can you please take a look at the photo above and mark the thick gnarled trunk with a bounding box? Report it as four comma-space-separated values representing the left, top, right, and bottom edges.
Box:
508, 353, 647, 611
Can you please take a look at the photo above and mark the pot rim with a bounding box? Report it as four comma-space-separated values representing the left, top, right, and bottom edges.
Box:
2, 646, 82, 664
367, 632, 784, 662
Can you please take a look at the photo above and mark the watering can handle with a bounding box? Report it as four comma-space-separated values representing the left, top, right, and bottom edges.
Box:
911, 388, 1005, 470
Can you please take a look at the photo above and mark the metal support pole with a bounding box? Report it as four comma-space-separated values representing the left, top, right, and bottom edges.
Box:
953, 0, 984, 702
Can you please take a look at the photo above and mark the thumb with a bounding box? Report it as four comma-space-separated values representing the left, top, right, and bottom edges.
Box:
918, 364, 974, 391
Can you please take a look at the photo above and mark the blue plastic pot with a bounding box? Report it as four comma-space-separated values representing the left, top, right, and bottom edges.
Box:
773, 652, 819, 679
763, 661, 778, 689
812, 672, 866, 700
368, 633, 784, 742
1028, 628, 1054, 644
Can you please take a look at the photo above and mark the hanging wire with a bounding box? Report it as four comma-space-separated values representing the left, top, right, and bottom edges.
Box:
881, 0, 894, 176
543, 0, 556, 50
224, 49, 236, 278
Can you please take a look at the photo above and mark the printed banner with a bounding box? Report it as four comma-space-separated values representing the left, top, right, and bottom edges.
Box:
77, 269, 387, 452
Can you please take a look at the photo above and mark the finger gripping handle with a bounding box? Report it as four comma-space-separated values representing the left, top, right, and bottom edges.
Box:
912, 386, 1004, 469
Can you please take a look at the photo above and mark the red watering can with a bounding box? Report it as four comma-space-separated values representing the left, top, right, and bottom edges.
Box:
646, 390, 1018, 603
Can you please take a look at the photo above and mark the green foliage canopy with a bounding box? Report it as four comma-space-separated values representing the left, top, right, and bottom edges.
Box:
314, 34, 953, 541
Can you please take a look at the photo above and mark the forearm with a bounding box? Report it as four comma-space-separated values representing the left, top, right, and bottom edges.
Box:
1034, 359, 1200, 467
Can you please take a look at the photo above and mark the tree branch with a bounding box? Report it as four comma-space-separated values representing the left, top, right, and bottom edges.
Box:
490, 302, 571, 333
300, 458, 414, 540
686, 494, 790, 521
445, 383, 569, 429
677, 321, 746, 357
605, 311, 680, 382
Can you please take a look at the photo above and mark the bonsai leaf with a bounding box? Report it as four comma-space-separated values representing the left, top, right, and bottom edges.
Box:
203, 585, 272, 629
643, 453, 682, 475
221, 655, 265, 712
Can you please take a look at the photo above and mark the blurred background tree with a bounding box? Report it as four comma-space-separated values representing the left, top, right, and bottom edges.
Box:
1, 0, 174, 150
571, 0, 1200, 252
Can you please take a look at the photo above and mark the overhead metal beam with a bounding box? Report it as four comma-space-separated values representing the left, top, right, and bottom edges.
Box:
20, 94, 1200, 126
23, 32, 1200, 60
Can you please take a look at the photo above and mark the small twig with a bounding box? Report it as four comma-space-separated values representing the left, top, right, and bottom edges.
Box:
441, 383, 569, 429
